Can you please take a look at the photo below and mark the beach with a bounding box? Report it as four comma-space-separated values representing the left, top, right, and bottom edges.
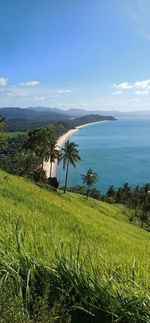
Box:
43, 120, 106, 178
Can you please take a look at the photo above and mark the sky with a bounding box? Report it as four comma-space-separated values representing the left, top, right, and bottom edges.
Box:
1, 0, 150, 111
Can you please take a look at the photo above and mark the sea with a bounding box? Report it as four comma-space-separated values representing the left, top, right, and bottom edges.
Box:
57, 115, 150, 193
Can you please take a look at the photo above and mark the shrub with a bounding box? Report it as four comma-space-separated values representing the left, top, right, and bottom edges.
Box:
32, 168, 47, 183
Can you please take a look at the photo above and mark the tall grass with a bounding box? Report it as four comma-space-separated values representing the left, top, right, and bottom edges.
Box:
0, 170, 150, 321
1, 245, 150, 322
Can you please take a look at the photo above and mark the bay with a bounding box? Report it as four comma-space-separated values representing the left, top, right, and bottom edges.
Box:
57, 116, 150, 193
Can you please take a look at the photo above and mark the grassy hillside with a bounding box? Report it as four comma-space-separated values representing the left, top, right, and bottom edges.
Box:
0, 170, 150, 322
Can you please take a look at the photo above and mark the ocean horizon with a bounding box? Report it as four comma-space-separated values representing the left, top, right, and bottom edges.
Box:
57, 115, 150, 193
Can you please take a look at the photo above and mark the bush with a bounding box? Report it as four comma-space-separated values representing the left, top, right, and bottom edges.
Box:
105, 196, 115, 204
32, 168, 47, 183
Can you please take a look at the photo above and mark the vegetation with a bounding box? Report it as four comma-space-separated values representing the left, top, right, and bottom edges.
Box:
23, 127, 55, 169
106, 183, 150, 229
0, 131, 25, 138
82, 168, 98, 198
48, 137, 60, 178
61, 140, 81, 193
0, 116, 6, 129
0, 170, 150, 322
0, 116, 7, 150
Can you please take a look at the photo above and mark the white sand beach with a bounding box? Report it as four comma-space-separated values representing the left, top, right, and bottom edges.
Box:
43, 120, 106, 178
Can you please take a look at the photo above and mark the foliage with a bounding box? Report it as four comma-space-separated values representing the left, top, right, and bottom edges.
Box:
106, 183, 150, 229
82, 168, 98, 198
68, 185, 101, 200
32, 168, 48, 183
1, 134, 27, 155
0, 115, 7, 150
61, 140, 81, 193
0, 131, 25, 138
0, 153, 41, 177
0, 116, 6, 130
23, 126, 55, 168
48, 137, 60, 178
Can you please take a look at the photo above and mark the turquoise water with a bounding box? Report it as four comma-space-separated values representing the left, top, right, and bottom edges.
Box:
57, 116, 150, 193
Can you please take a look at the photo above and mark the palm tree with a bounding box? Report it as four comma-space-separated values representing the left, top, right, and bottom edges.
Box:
61, 140, 81, 193
129, 187, 140, 222
81, 168, 97, 198
106, 185, 115, 198
49, 138, 60, 178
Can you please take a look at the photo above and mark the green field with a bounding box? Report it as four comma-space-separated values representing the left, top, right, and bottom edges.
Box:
0, 169, 150, 322
0, 131, 25, 138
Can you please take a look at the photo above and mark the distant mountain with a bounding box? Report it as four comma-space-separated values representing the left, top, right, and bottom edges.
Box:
29, 106, 119, 117
29, 106, 66, 114
0, 107, 69, 121
1, 106, 150, 120
0, 107, 116, 131
29, 106, 150, 118
0, 107, 117, 121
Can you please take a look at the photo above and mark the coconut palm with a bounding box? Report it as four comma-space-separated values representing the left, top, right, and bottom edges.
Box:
49, 138, 60, 178
82, 168, 97, 198
61, 140, 81, 193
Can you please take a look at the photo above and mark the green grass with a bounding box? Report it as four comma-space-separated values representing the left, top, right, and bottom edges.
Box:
0, 131, 25, 138
0, 169, 150, 322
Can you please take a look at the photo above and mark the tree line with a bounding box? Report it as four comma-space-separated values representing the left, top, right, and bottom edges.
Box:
106, 183, 150, 228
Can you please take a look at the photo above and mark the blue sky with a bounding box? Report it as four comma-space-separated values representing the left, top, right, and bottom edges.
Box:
1, 0, 150, 111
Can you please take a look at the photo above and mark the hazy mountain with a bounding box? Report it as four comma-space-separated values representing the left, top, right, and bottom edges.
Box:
27, 106, 137, 118
0, 107, 69, 121
29, 106, 119, 117
1, 106, 148, 121
29, 107, 150, 118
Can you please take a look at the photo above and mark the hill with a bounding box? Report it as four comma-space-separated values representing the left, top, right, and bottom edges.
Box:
0, 170, 150, 322
0, 107, 69, 120
0, 107, 116, 131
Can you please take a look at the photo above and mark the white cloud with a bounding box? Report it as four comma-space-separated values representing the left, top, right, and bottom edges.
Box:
113, 82, 133, 89
19, 81, 40, 87
134, 80, 150, 89
114, 79, 150, 91
56, 89, 72, 94
134, 90, 148, 95
0, 77, 8, 86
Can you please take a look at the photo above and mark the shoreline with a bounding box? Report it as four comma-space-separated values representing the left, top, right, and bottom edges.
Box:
43, 120, 107, 178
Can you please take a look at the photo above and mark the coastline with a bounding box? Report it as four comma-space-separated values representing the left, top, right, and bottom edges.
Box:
43, 120, 107, 178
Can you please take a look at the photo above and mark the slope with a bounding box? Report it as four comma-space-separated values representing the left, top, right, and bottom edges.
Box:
1, 170, 150, 322
0, 170, 150, 284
